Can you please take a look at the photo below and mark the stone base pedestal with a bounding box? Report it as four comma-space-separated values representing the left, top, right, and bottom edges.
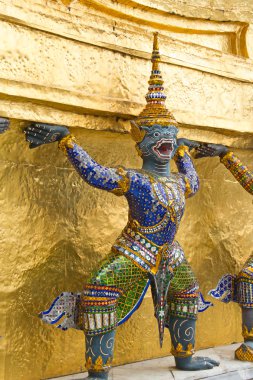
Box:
48, 343, 253, 380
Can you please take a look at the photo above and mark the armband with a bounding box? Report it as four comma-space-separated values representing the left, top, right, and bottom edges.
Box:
110, 167, 130, 196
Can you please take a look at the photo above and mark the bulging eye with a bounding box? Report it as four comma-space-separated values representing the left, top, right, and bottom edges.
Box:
154, 131, 160, 137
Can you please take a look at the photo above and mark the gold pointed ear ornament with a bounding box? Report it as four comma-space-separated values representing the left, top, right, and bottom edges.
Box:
130, 32, 178, 144
135, 143, 143, 157
130, 120, 146, 143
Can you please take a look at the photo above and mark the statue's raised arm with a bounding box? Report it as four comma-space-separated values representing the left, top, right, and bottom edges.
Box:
221, 150, 253, 195
174, 138, 200, 198
25, 123, 129, 196
195, 142, 253, 195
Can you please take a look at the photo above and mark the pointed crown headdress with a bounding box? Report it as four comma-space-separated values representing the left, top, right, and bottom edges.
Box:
130, 32, 178, 143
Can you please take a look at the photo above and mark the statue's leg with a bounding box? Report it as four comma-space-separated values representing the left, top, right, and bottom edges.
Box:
77, 252, 148, 379
85, 331, 115, 380
167, 259, 219, 371
79, 284, 118, 379
235, 255, 253, 361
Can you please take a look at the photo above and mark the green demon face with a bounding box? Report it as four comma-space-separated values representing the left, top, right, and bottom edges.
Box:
138, 124, 179, 162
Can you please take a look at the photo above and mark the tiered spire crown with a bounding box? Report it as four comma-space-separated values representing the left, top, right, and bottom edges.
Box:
131, 32, 178, 142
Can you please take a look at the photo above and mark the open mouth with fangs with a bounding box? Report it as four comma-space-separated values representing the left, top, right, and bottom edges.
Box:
152, 139, 174, 159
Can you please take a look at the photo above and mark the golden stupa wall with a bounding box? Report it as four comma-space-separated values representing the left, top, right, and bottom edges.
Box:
0, 1, 253, 379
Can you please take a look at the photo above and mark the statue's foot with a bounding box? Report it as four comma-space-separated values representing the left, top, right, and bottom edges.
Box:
85, 373, 108, 379
176, 356, 220, 371
235, 343, 253, 362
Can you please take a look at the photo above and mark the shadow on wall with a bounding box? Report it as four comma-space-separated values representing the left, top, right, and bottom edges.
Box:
4, 240, 86, 380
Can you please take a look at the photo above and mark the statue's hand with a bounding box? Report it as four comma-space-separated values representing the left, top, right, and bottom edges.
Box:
25, 123, 70, 149
177, 138, 200, 151
194, 143, 229, 159
0, 117, 10, 134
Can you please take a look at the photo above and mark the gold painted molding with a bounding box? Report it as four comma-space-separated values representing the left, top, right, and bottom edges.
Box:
0, 6, 252, 138
0, 0, 252, 141
0, 0, 249, 56
0, 10, 251, 81
63, 0, 253, 23
79, 0, 249, 57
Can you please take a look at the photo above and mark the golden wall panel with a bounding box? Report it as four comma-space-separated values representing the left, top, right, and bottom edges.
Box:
0, 1, 253, 379
0, 123, 252, 379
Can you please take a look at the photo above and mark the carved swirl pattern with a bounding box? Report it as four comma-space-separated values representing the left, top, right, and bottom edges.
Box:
173, 319, 195, 344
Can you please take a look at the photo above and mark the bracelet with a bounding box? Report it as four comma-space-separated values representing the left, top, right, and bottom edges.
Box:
220, 150, 233, 163
171, 343, 195, 358
58, 134, 76, 155
174, 145, 190, 160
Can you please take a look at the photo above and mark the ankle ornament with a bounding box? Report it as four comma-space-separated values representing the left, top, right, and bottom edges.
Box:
85, 356, 112, 373
242, 325, 253, 341
171, 343, 195, 358
235, 343, 253, 362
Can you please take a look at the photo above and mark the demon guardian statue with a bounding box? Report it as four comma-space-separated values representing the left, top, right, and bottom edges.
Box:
194, 143, 253, 362
24, 34, 219, 378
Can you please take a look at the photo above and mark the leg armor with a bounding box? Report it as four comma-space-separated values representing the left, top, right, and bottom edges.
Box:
77, 252, 148, 377
85, 331, 116, 379
167, 259, 199, 360
236, 255, 253, 309
167, 259, 199, 324
235, 255, 253, 361
77, 284, 121, 378
165, 259, 218, 370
